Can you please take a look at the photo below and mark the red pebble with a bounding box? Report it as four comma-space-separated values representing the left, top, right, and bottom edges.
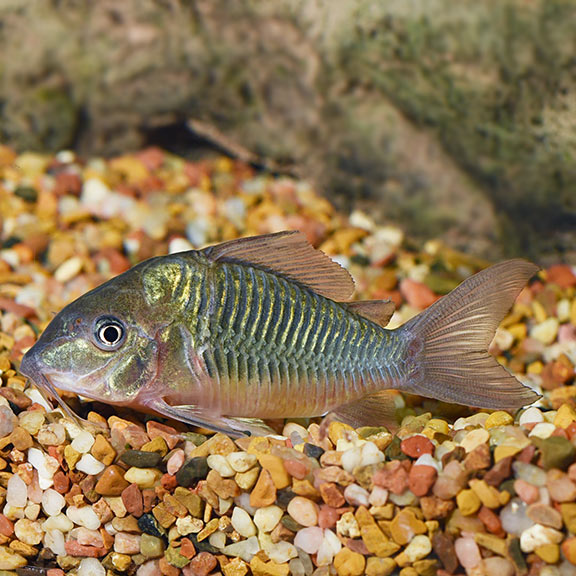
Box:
142, 489, 157, 512
400, 278, 438, 309
478, 506, 505, 537
184, 551, 218, 576
0, 515, 14, 537
318, 505, 340, 529
64, 541, 107, 557
180, 537, 196, 559
547, 265, 576, 289
514, 479, 540, 504
161, 474, 178, 491
401, 435, 435, 458
284, 458, 309, 480
409, 465, 437, 497
345, 538, 371, 555
47, 570, 66, 576
373, 461, 410, 495
121, 483, 144, 517
319, 482, 346, 508
146, 421, 180, 449
159, 556, 181, 576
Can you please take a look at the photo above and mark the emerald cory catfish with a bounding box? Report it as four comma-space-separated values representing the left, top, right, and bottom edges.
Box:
20, 231, 539, 436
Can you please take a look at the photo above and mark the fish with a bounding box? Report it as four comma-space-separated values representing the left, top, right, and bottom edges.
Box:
19, 231, 540, 437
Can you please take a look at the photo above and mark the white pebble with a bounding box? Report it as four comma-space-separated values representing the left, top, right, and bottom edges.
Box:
42, 489, 66, 517
520, 524, 563, 553
519, 407, 545, 426
169, 237, 194, 254
76, 454, 106, 475
361, 442, 385, 466
414, 453, 441, 471
54, 256, 83, 284
368, 486, 389, 507
6, 474, 27, 508
231, 507, 257, 538
42, 513, 74, 533
254, 505, 283, 533
529, 423, 556, 439
27, 447, 59, 489
340, 447, 362, 473
316, 528, 341, 566
294, 526, 323, 554
44, 529, 66, 556
268, 540, 298, 564
207, 454, 235, 477
227, 452, 258, 473
208, 530, 226, 549
222, 535, 260, 562
14, 518, 42, 545
454, 537, 482, 569
67, 505, 101, 530
71, 430, 95, 453
343, 484, 370, 507
78, 558, 106, 576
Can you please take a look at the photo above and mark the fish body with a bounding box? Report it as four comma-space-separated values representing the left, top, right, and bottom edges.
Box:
20, 232, 539, 436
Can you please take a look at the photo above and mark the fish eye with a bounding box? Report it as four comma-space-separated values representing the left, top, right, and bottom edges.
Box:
94, 317, 126, 349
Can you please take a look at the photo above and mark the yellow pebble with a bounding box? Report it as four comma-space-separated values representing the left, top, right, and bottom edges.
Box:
561, 503, 576, 533
257, 454, 291, 490
456, 489, 481, 516
532, 300, 547, 323
365, 557, 396, 576
334, 548, 366, 576
535, 543, 560, 564
508, 323, 527, 340
494, 444, 523, 463
328, 421, 355, 445
426, 419, 450, 436
469, 479, 501, 509
527, 361, 544, 375
485, 411, 514, 429
64, 445, 81, 470
554, 404, 576, 429
474, 533, 507, 557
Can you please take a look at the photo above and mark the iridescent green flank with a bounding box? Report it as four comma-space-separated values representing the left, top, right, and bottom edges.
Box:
155, 253, 404, 418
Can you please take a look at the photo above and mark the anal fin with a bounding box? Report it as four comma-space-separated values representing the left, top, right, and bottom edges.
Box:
326, 391, 399, 430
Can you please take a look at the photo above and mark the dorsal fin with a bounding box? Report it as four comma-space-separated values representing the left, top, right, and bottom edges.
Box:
345, 300, 395, 327
203, 231, 355, 301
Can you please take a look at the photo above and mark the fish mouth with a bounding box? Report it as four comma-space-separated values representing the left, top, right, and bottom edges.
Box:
19, 353, 83, 424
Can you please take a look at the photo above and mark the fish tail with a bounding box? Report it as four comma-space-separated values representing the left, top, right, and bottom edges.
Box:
397, 260, 541, 410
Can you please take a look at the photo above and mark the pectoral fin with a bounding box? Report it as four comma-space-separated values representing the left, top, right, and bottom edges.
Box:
148, 398, 275, 438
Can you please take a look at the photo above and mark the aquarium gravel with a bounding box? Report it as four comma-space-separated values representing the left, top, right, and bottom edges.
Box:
0, 145, 575, 576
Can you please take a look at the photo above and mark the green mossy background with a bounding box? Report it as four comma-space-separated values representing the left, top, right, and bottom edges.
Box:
0, 0, 574, 262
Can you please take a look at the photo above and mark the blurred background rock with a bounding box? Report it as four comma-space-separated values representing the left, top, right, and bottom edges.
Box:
0, 0, 574, 263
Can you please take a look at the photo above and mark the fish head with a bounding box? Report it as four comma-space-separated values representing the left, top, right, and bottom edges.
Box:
19, 262, 170, 405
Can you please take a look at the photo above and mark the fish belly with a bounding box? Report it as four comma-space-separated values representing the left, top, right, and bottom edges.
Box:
177, 261, 403, 418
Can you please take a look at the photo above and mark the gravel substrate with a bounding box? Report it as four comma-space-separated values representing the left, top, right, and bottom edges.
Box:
0, 145, 575, 576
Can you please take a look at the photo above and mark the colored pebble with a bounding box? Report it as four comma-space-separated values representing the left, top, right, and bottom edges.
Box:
0, 146, 575, 576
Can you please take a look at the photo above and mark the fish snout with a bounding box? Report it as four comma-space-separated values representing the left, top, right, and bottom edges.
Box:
19, 349, 41, 383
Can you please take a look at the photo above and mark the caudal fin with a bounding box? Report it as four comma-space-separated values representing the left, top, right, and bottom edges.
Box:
399, 260, 541, 410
